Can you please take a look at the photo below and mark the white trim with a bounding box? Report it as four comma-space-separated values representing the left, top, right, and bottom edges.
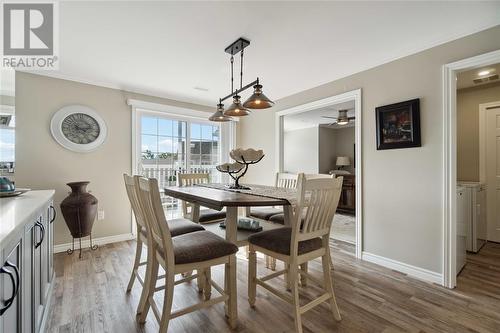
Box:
443, 49, 500, 289
275, 89, 363, 259
362, 251, 443, 285
54, 233, 135, 254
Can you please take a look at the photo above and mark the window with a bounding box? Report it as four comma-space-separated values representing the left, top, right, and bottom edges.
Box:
132, 102, 234, 219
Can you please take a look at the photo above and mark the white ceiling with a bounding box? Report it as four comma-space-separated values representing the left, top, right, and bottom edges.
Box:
457, 63, 500, 89
23, 1, 500, 107
284, 100, 355, 131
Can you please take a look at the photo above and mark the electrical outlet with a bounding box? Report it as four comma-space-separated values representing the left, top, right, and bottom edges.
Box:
98, 210, 105, 220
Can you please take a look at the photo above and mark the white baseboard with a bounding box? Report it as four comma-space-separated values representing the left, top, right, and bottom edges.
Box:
54, 233, 135, 253
361, 251, 443, 285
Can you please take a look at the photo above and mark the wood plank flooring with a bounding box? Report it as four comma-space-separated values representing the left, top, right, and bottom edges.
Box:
46, 240, 500, 333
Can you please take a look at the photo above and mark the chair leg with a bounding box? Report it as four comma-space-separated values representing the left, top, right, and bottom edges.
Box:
138, 256, 159, 322
285, 263, 291, 291
300, 262, 308, 287
158, 270, 175, 332
127, 236, 143, 292
322, 254, 341, 321
290, 264, 303, 333
203, 268, 212, 301
226, 255, 238, 329
197, 269, 204, 293
270, 257, 277, 271
245, 245, 250, 259
265, 255, 270, 269
248, 248, 257, 307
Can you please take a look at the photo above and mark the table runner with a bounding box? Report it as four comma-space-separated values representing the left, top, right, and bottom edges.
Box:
195, 183, 298, 206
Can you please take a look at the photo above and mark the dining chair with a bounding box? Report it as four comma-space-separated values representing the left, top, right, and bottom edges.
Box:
178, 173, 226, 223
123, 174, 205, 314
248, 173, 343, 333
136, 176, 239, 331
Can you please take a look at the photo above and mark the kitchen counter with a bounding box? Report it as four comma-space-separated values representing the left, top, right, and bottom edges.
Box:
0, 190, 55, 248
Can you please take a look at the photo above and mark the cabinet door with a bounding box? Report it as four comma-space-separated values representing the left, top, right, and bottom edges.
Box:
46, 203, 55, 284
33, 215, 45, 333
40, 212, 50, 305
1, 237, 23, 333
23, 222, 34, 333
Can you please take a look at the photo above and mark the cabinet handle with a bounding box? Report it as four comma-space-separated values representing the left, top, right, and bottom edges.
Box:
0, 261, 20, 316
50, 205, 56, 224
35, 221, 45, 249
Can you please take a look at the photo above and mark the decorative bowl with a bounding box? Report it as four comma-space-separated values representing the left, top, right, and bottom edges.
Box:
0, 177, 15, 192
229, 148, 264, 164
216, 162, 245, 173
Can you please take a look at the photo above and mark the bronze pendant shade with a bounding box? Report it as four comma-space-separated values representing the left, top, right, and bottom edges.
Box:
209, 103, 233, 122
224, 95, 251, 117
243, 84, 274, 109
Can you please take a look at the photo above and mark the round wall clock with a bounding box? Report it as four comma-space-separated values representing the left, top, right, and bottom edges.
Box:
50, 105, 107, 152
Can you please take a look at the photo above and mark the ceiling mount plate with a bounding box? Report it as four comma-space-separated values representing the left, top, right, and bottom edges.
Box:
225, 38, 250, 55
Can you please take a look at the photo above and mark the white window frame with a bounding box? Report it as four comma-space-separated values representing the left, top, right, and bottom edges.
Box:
127, 99, 236, 235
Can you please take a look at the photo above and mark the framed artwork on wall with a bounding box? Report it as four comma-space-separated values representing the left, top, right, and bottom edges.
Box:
376, 98, 421, 150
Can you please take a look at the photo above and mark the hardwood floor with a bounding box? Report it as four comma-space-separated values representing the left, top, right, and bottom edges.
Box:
46, 240, 500, 333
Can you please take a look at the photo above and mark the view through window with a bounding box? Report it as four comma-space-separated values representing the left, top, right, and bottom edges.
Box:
139, 113, 221, 218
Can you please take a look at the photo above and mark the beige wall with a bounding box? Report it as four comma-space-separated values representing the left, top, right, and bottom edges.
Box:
284, 126, 319, 173
457, 82, 500, 181
15, 72, 212, 246
239, 26, 500, 274
318, 126, 337, 173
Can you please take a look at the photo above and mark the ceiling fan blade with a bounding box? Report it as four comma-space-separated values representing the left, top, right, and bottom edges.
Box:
321, 116, 338, 119
348, 117, 356, 120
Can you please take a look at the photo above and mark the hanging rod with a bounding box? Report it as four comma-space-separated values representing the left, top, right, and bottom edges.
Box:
220, 78, 259, 103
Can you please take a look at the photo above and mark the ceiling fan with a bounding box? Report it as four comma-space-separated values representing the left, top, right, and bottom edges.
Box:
321, 109, 355, 126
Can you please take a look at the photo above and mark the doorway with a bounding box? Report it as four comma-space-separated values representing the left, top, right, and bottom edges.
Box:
443, 49, 500, 288
275, 89, 362, 258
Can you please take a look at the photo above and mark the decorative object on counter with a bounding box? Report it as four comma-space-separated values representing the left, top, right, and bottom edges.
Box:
60, 181, 98, 258
219, 217, 262, 232
216, 148, 265, 190
376, 98, 421, 150
0, 188, 30, 198
51, 105, 108, 153
0, 176, 15, 192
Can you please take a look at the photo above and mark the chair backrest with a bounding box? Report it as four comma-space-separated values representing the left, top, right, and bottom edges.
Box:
178, 173, 210, 186
305, 173, 334, 179
291, 173, 343, 249
123, 174, 148, 233
275, 172, 298, 189
136, 176, 175, 266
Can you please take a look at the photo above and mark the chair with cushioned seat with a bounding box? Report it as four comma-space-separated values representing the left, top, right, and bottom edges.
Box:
248, 173, 343, 333
178, 173, 227, 223
123, 174, 205, 315
136, 176, 239, 331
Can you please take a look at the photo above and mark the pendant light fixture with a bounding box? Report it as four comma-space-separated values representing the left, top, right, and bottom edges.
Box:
209, 38, 274, 122
208, 101, 232, 122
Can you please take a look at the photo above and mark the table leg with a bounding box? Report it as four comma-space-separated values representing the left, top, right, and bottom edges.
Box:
192, 203, 200, 223
224, 206, 238, 317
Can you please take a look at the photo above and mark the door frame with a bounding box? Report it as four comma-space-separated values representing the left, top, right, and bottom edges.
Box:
275, 88, 363, 259
479, 101, 500, 244
443, 49, 500, 288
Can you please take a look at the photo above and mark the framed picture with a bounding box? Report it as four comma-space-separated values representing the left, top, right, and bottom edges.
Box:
376, 98, 421, 150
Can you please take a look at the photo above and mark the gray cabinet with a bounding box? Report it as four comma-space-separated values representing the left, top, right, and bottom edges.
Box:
0, 236, 23, 333
0, 194, 54, 333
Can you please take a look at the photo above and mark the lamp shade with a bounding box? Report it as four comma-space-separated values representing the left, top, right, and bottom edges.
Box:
224, 95, 251, 116
209, 103, 232, 122
243, 84, 274, 109
336, 156, 350, 166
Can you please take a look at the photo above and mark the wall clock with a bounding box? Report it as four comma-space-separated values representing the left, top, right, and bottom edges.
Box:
50, 105, 107, 152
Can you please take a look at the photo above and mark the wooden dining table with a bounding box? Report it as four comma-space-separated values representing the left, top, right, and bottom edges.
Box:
163, 184, 294, 246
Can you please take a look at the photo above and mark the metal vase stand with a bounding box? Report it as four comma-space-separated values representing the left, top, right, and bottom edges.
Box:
66, 207, 98, 259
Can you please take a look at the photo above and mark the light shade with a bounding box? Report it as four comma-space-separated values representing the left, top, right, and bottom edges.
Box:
336, 156, 350, 166
243, 84, 274, 109
209, 103, 232, 122
224, 95, 251, 116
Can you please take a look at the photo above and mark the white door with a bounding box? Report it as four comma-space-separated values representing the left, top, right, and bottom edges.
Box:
485, 102, 500, 242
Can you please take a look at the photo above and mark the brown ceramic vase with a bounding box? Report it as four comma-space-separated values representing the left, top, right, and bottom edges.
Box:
60, 181, 98, 238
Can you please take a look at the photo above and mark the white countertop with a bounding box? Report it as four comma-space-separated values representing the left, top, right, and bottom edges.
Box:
0, 190, 55, 248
